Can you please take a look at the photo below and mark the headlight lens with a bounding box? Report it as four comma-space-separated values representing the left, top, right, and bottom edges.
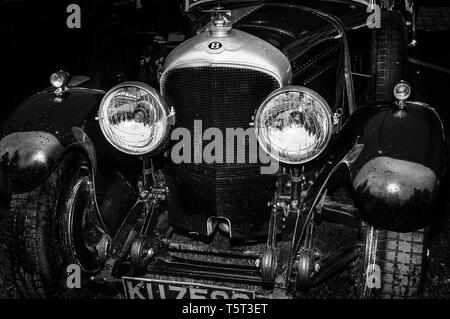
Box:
255, 86, 333, 164
99, 82, 174, 155
393, 80, 411, 101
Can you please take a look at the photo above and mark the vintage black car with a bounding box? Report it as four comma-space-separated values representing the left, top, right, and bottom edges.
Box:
0, 0, 447, 299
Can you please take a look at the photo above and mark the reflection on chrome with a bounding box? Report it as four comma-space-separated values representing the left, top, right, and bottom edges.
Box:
100, 85, 169, 155
256, 89, 332, 164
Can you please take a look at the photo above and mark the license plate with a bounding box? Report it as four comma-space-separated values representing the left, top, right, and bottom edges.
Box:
122, 277, 255, 299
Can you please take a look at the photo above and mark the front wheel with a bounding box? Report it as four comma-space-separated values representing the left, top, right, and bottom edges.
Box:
359, 226, 426, 298
3, 156, 104, 298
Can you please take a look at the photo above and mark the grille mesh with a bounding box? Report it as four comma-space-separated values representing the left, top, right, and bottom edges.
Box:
161, 66, 280, 233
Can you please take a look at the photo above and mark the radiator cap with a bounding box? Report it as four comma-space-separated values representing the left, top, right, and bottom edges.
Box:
210, 12, 232, 37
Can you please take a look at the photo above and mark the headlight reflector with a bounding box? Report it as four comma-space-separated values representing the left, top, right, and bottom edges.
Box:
255, 86, 333, 164
99, 82, 174, 155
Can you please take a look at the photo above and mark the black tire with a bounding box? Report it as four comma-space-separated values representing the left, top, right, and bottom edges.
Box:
4, 156, 102, 298
360, 227, 426, 298
372, 10, 408, 102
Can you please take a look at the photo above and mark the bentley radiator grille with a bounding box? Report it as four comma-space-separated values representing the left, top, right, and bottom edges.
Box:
161, 66, 280, 237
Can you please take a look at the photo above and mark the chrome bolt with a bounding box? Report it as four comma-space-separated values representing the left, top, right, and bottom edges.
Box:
314, 263, 321, 272
147, 248, 155, 258
139, 190, 150, 200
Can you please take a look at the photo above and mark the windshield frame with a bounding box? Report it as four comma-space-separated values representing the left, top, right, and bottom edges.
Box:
183, 0, 373, 12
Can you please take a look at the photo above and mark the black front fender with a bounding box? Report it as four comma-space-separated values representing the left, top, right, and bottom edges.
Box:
0, 87, 138, 194
307, 100, 447, 233
346, 101, 447, 231
0, 131, 65, 193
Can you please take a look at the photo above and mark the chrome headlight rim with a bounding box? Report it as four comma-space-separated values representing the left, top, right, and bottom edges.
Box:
99, 81, 173, 156
255, 85, 334, 165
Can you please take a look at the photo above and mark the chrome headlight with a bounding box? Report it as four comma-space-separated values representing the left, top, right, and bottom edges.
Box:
255, 86, 333, 164
99, 82, 174, 155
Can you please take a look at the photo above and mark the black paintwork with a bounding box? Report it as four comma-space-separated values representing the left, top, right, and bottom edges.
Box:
231, 1, 369, 51
348, 102, 447, 231
304, 101, 447, 232
0, 88, 103, 193
0, 87, 141, 230
217, 1, 372, 111
0, 131, 64, 194
234, 3, 347, 108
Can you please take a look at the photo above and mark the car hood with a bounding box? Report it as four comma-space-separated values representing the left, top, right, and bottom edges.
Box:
190, 1, 370, 53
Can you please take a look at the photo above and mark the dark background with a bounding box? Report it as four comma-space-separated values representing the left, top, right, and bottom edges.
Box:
0, 0, 449, 298
0, 0, 187, 125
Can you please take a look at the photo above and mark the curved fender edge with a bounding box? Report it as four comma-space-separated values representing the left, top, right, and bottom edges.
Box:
345, 102, 447, 232
0, 128, 97, 194
0, 131, 64, 193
